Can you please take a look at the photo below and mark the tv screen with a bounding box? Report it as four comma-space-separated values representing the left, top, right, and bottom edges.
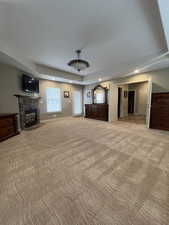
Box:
22, 74, 39, 93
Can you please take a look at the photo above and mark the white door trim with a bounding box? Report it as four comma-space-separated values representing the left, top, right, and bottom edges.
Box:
146, 79, 152, 128
110, 78, 152, 127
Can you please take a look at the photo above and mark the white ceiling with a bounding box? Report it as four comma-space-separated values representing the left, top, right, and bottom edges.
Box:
0, 0, 168, 83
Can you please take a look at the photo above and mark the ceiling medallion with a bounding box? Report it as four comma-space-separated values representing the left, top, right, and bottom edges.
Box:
68, 50, 90, 72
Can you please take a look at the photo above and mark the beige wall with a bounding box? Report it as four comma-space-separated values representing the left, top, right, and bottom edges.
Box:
113, 68, 169, 93
118, 85, 128, 118
36, 64, 83, 82
1, 62, 169, 123
109, 83, 118, 122
0, 63, 83, 120
112, 68, 169, 122
0, 63, 24, 114
109, 68, 169, 124
128, 82, 148, 115
84, 68, 169, 123
39, 80, 83, 120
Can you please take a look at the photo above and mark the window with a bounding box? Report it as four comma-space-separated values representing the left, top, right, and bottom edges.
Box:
46, 87, 61, 112
73, 90, 82, 115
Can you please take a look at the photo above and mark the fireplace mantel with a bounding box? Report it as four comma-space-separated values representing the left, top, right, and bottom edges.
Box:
14, 94, 41, 100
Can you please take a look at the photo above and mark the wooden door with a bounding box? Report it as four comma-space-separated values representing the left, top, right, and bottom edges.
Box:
150, 93, 169, 131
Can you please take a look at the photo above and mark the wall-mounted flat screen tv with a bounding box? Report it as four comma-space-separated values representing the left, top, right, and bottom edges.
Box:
22, 74, 39, 93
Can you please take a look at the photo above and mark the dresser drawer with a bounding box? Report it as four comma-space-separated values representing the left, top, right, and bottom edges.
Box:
0, 117, 14, 128
85, 104, 108, 121
0, 114, 19, 142
0, 126, 15, 138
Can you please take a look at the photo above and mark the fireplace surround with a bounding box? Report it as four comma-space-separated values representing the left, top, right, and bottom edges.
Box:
15, 95, 41, 130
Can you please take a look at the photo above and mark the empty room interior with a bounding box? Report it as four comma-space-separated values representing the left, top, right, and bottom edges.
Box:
1, 0, 169, 224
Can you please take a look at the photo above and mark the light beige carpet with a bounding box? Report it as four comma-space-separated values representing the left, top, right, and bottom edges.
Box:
0, 117, 169, 225
119, 114, 146, 124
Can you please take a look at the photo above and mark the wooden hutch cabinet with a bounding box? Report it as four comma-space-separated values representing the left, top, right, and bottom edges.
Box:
85, 85, 109, 121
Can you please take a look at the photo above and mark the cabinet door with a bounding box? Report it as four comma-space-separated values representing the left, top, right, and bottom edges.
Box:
0, 117, 13, 128
150, 93, 169, 131
0, 126, 15, 139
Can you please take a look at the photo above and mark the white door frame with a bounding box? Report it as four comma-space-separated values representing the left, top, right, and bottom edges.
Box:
109, 78, 152, 127
146, 79, 152, 128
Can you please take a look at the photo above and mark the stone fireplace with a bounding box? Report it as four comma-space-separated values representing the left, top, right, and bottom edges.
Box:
15, 95, 41, 130
25, 109, 38, 128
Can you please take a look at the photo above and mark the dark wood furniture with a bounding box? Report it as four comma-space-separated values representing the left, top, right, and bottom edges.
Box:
85, 104, 109, 121
150, 92, 169, 131
85, 85, 109, 121
0, 113, 19, 142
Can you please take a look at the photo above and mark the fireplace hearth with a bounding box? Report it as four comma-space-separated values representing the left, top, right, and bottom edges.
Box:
15, 95, 41, 130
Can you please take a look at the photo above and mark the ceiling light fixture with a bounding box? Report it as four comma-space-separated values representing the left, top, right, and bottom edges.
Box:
68, 50, 90, 72
134, 69, 139, 74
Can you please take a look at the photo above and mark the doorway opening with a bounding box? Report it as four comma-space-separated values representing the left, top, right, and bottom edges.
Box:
118, 87, 122, 119
128, 91, 135, 114
117, 81, 149, 125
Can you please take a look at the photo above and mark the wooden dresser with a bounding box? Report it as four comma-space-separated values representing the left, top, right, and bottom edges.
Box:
85, 104, 109, 121
0, 114, 19, 142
